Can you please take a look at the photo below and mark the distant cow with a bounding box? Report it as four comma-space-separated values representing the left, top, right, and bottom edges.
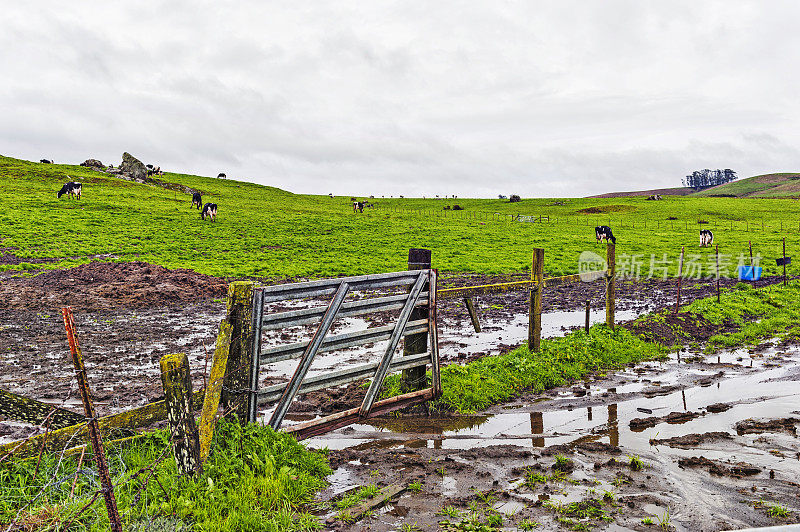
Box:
58, 182, 82, 199
353, 201, 364, 213
646, 194, 663, 201
217, 173, 226, 179
595, 225, 616, 244
191, 192, 202, 209
201, 203, 218, 221
147, 166, 162, 176
40, 159, 52, 164
699, 229, 714, 247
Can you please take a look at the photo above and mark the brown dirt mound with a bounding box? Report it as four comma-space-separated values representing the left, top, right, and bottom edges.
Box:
0, 261, 229, 312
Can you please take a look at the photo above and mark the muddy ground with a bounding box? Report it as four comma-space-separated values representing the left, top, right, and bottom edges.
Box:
0, 261, 761, 421
0, 261, 798, 530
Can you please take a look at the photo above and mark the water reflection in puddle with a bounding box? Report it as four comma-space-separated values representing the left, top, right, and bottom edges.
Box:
307, 345, 800, 479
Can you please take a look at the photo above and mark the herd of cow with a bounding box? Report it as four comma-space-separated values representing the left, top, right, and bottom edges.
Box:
51, 165, 715, 246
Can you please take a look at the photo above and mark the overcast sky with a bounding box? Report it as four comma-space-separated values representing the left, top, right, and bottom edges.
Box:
2, 1, 799, 197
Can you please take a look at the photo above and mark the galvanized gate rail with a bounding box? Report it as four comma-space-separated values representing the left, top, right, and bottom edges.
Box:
245, 269, 440, 440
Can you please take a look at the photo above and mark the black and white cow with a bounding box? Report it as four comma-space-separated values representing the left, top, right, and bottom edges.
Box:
40, 159, 52, 164
699, 229, 714, 247
191, 192, 202, 209
353, 201, 364, 213
217, 173, 226, 179
57, 181, 82, 199
201, 203, 218, 221
595, 225, 616, 244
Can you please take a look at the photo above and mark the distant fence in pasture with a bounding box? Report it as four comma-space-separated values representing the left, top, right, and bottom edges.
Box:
365, 204, 800, 232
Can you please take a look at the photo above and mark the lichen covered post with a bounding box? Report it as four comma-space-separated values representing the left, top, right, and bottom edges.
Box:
529, 248, 544, 352
402, 248, 430, 391
199, 319, 232, 464
605, 243, 616, 329
160, 352, 202, 477
221, 281, 255, 421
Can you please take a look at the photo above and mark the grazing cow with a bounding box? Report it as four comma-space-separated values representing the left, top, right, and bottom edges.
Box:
699, 229, 714, 247
595, 225, 616, 244
58, 181, 82, 199
353, 201, 364, 213
217, 173, 226, 179
201, 203, 218, 221
40, 159, 52, 164
146, 164, 154, 170
191, 192, 202, 209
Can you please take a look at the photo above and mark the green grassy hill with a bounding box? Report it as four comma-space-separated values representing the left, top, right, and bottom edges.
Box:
693, 173, 800, 198
2, 155, 799, 279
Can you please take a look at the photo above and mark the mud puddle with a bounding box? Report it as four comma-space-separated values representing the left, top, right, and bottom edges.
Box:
314, 344, 800, 531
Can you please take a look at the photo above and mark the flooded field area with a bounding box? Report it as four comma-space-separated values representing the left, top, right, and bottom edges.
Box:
314, 343, 800, 530
0, 262, 796, 530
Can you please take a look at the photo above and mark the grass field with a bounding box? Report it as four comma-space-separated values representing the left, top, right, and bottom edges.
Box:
3, 155, 799, 279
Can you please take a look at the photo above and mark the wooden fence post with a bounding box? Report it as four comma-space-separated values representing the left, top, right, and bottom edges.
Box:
199, 320, 232, 464
675, 246, 685, 314
160, 353, 202, 477
585, 300, 590, 333
714, 244, 719, 303
463, 297, 481, 333
529, 248, 544, 351
402, 248, 431, 391
605, 244, 615, 329
783, 237, 787, 286
221, 281, 255, 421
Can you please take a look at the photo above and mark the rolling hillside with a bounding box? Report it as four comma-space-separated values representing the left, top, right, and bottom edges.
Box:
692, 173, 800, 198
3, 154, 800, 279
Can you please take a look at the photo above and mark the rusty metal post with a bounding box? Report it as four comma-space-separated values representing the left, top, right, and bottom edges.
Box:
221, 281, 255, 421
529, 248, 544, 351
62, 308, 122, 532
402, 249, 431, 391
605, 244, 616, 329
160, 353, 202, 477
675, 246, 685, 314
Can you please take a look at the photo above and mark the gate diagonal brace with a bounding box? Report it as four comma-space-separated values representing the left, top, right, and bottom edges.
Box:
268, 282, 350, 430
359, 272, 428, 417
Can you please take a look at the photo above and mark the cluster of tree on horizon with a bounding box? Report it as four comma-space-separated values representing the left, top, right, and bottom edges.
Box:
682, 168, 737, 190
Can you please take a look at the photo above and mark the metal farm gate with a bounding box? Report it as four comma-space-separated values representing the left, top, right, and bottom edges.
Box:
244, 269, 441, 439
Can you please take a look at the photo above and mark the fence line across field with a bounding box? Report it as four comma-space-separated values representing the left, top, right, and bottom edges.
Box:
366, 204, 796, 232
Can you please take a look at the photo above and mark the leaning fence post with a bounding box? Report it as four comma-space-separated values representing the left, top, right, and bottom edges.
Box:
605, 243, 615, 329
221, 281, 255, 421
160, 353, 202, 477
402, 248, 431, 391
199, 320, 232, 464
529, 248, 544, 351
463, 297, 481, 333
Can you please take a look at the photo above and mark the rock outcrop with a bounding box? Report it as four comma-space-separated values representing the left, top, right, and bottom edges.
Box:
120, 152, 147, 182
80, 159, 104, 168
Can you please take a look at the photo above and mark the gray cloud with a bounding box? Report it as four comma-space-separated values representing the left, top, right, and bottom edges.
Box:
1, 1, 798, 197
